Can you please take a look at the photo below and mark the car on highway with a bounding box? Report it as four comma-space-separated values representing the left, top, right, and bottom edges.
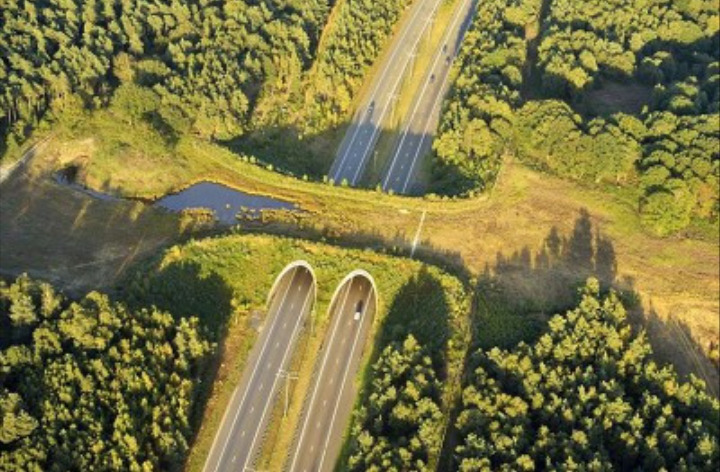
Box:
354, 300, 364, 320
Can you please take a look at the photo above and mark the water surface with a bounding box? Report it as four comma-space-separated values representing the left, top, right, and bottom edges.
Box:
154, 181, 297, 224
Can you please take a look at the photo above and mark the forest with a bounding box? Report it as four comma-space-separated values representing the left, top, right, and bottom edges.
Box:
1, 0, 417, 179
433, 0, 719, 236
0, 275, 212, 470
0, 0, 331, 158
298, 0, 413, 133
348, 335, 443, 471
454, 279, 720, 470
432, 0, 540, 195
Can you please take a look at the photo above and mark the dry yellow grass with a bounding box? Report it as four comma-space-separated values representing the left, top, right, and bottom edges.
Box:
6, 135, 717, 389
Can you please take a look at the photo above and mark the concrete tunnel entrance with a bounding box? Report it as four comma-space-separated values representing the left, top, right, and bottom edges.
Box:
327, 269, 378, 325
266, 260, 317, 310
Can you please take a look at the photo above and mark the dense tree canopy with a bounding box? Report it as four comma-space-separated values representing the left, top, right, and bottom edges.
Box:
0, 0, 331, 157
432, 0, 539, 195
347, 335, 444, 472
455, 279, 720, 471
0, 275, 212, 471
433, 0, 719, 234
301, 0, 413, 132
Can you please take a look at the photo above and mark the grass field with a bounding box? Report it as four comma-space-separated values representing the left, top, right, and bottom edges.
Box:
121, 234, 469, 472
3, 128, 717, 390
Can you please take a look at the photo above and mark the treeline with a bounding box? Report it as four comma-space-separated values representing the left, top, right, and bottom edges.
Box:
454, 279, 720, 470
433, 0, 719, 236
347, 335, 443, 471
432, 0, 540, 195
0, 275, 212, 470
301, 0, 413, 132
0, 0, 331, 157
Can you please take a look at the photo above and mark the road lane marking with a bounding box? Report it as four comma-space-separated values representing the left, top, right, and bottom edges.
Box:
317, 289, 374, 471
288, 279, 355, 471
384, 0, 475, 193
241, 283, 314, 472
351, 0, 443, 186
207, 267, 300, 472
401, 0, 479, 194
331, 0, 438, 182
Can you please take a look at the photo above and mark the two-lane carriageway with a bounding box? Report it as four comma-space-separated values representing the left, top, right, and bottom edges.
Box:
329, 0, 444, 186
203, 263, 316, 472
287, 272, 377, 472
382, 0, 479, 194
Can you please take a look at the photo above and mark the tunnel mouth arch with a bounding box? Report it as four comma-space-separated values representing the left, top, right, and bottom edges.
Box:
327, 269, 379, 320
266, 260, 317, 308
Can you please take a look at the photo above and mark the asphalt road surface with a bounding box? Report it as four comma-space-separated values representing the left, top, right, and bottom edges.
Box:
203, 266, 315, 472
382, 0, 478, 194
287, 276, 376, 472
328, 0, 444, 187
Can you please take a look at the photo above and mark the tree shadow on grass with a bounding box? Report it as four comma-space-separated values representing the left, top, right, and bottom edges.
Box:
221, 123, 342, 179
439, 207, 718, 469
374, 267, 451, 371
474, 207, 718, 396
235, 211, 471, 285
121, 259, 236, 465
473, 208, 617, 350
633, 305, 719, 398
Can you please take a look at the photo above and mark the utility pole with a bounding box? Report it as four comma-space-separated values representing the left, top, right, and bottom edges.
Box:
277, 369, 299, 417
410, 209, 427, 257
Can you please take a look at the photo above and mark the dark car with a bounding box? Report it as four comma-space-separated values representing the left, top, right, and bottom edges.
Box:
354, 300, 364, 320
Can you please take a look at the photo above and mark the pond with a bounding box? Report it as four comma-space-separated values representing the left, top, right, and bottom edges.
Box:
154, 181, 297, 224
53, 167, 298, 224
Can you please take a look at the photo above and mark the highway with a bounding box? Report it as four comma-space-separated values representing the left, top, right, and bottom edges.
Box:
382, 0, 478, 194
203, 265, 315, 472
328, 0, 444, 186
287, 275, 376, 472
